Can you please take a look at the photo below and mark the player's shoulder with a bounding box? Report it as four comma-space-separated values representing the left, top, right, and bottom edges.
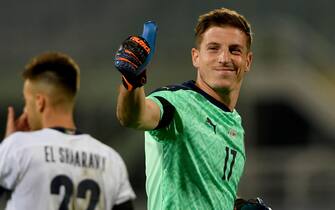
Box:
2, 130, 39, 144
0, 130, 43, 153
149, 80, 236, 113
147, 80, 199, 106
149, 80, 196, 94
90, 139, 127, 169
84, 135, 124, 161
5, 128, 66, 143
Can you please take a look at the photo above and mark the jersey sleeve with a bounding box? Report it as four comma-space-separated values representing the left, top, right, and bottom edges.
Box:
147, 95, 176, 130
114, 154, 136, 205
0, 135, 22, 190
146, 91, 183, 142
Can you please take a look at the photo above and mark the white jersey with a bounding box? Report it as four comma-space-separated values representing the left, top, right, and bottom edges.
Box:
0, 128, 135, 210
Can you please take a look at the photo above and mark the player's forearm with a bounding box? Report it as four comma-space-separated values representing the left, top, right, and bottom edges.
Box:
116, 85, 160, 130
116, 85, 144, 128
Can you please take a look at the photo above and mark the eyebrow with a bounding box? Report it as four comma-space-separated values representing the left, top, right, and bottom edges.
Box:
229, 44, 244, 49
206, 42, 220, 46
206, 42, 244, 48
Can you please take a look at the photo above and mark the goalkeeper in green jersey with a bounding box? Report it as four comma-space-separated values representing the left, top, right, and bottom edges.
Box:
114, 8, 271, 210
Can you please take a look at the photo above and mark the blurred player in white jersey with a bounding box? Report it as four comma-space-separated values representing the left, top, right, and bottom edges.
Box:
0, 52, 135, 210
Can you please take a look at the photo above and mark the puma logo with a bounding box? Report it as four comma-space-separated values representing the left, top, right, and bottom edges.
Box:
206, 117, 216, 134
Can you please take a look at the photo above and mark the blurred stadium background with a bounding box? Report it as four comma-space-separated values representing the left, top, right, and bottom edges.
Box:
0, 0, 334, 209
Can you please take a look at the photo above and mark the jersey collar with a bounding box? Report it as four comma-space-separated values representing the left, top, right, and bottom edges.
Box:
184, 80, 232, 112
50, 127, 83, 135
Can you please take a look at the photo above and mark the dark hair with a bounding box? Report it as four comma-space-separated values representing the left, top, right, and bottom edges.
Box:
23, 52, 80, 98
195, 8, 253, 50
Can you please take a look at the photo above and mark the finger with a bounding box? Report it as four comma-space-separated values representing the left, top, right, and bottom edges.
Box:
22, 113, 30, 131
5, 106, 16, 138
16, 112, 30, 132
141, 21, 157, 53
138, 21, 157, 72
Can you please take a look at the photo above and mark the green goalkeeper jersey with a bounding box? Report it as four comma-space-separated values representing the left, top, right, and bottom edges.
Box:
145, 80, 246, 210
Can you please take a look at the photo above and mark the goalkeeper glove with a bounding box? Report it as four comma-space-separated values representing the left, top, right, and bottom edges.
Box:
114, 21, 157, 91
234, 197, 272, 210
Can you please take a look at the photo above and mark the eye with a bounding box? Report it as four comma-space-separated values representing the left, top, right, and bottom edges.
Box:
207, 46, 219, 51
230, 48, 242, 55
206, 43, 221, 52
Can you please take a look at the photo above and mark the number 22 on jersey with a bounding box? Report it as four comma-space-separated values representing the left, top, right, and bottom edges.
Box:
50, 175, 101, 210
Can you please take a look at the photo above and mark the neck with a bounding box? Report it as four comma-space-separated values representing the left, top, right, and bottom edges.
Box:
42, 109, 76, 129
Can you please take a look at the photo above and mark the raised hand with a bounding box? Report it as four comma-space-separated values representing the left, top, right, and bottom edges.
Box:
5, 106, 30, 138
114, 21, 157, 91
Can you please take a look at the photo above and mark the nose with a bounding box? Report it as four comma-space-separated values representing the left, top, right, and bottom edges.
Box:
218, 49, 230, 64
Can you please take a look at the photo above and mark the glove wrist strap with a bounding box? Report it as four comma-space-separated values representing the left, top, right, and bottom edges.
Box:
121, 76, 135, 91
121, 73, 147, 91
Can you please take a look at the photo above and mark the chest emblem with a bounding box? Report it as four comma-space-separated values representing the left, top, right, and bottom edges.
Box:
228, 128, 237, 138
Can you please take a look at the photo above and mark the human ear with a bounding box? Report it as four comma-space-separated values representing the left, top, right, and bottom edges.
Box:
35, 94, 46, 113
245, 51, 253, 72
191, 48, 200, 69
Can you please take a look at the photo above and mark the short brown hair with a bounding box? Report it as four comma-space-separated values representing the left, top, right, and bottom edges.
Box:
194, 8, 253, 50
23, 52, 80, 98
